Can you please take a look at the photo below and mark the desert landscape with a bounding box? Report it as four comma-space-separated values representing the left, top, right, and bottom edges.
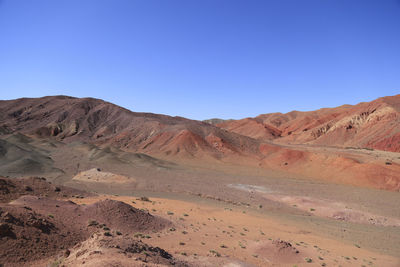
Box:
0, 95, 399, 266
1, 0, 399, 265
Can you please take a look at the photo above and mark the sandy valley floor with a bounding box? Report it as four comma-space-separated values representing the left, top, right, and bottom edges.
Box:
73, 193, 400, 267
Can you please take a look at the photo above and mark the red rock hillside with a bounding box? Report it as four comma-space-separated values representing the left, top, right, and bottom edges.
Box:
217, 95, 400, 152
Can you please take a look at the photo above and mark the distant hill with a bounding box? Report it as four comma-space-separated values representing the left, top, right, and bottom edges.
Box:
217, 95, 400, 152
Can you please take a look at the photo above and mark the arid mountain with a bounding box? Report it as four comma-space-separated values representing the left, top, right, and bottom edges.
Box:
218, 95, 400, 152
0, 96, 260, 161
0, 95, 399, 192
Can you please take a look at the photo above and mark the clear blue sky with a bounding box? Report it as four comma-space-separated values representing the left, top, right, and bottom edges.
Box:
0, 0, 399, 120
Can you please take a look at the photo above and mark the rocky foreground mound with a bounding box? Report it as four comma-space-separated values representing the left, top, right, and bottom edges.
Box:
0, 177, 180, 267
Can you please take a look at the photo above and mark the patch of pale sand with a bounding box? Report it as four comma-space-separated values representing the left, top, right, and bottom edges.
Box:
73, 195, 400, 267
72, 168, 136, 184
263, 193, 400, 227
229, 183, 400, 226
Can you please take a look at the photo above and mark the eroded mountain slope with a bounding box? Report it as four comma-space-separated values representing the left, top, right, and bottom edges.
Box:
217, 95, 400, 152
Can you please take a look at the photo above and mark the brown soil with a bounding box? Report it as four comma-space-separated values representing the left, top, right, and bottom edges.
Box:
0, 200, 87, 265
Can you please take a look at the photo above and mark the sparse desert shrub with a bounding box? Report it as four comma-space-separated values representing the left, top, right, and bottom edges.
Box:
48, 214, 54, 218
25, 185, 33, 191
305, 257, 312, 263
385, 161, 392, 165
169, 227, 176, 232
209, 250, 221, 257
179, 242, 185, 246
88, 220, 98, 226
140, 196, 151, 202
116, 231, 122, 235
238, 242, 246, 249
310, 208, 316, 211
134, 233, 144, 238
167, 211, 174, 215
48, 259, 63, 267
354, 244, 361, 248
220, 244, 227, 248
103, 227, 110, 231
104, 231, 112, 236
